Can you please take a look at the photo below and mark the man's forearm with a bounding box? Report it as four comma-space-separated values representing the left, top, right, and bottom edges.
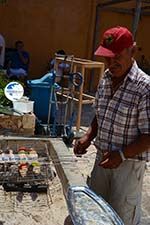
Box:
124, 134, 150, 158
85, 116, 98, 141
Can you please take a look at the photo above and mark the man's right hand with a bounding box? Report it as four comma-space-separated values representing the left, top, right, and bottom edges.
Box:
73, 116, 98, 157
73, 135, 91, 157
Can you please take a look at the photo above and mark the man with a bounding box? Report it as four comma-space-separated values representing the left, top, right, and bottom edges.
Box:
0, 34, 5, 68
74, 26, 150, 225
8, 40, 30, 82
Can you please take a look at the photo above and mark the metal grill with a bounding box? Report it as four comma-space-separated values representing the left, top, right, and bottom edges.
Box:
0, 139, 60, 210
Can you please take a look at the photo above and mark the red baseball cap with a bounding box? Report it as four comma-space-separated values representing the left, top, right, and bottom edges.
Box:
95, 26, 134, 57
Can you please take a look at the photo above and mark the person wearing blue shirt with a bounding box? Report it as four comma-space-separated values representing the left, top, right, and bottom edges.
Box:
8, 40, 30, 82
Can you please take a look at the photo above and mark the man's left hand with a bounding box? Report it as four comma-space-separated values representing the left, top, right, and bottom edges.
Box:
99, 151, 122, 169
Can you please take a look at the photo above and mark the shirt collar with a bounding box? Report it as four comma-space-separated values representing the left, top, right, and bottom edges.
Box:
126, 60, 138, 81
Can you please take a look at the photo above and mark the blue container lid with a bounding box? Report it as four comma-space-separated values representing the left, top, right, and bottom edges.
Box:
27, 81, 52, 88
27, 72, 55, 87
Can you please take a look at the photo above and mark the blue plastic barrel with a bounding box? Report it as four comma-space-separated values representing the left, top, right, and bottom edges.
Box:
27, 73, 56, 123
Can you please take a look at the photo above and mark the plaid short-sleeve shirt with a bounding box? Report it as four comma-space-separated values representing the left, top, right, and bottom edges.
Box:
94, 61, 150, 161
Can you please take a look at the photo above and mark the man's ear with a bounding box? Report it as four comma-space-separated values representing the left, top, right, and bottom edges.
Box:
131, 42, 137, 56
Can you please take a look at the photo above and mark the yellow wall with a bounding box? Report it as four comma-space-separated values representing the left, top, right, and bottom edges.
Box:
0, 1, 149, 90
0, 0, 94, 78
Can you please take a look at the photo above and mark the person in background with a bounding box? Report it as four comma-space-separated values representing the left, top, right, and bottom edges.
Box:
74, 26, 150, 225
49, 49, 71, 80
8, 40, 30, 82
49, 49, 66, 72
0, 34, 5, 69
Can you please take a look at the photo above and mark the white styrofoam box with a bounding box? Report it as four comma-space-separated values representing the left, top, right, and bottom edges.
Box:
13, 100, 34, 113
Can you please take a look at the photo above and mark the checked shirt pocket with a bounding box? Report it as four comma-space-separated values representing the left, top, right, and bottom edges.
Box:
113, 104, 137, 133
115, 105, 129, 125
113, 104, 137, 138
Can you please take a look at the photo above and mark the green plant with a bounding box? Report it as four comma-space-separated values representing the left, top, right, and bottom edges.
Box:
0, 70, 25, 107
0, 70, 12, 106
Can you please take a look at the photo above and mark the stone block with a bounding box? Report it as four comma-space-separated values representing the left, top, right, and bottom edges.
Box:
0, 113, 35, 135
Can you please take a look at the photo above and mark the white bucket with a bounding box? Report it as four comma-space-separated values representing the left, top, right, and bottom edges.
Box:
13, 99, 34, 114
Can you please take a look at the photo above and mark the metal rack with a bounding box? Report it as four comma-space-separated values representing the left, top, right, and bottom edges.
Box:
0, 140, 56, 199
45, 54, 83, 144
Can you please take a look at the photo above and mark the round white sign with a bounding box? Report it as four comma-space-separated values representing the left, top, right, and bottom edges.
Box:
4, 82, 24, 101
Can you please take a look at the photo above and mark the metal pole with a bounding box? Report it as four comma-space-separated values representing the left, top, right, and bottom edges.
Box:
132, 0, 142, 40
